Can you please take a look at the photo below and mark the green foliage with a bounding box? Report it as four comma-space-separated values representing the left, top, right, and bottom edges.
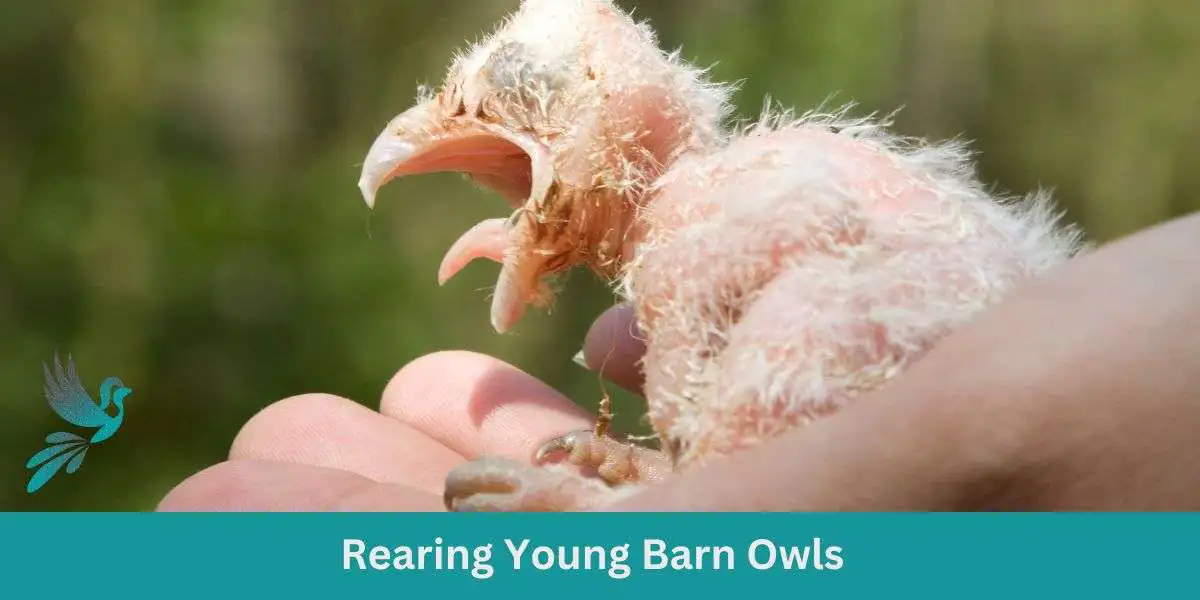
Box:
0, 0, 1196, 510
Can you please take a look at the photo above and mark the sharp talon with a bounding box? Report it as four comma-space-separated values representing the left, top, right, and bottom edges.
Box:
534, 431, 580, 463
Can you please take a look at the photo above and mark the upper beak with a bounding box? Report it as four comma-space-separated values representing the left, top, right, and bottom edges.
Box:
357, 103, 553, 211
357, 103, 428, 209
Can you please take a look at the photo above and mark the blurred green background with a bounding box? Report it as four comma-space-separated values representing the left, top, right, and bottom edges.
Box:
1, 0, 1196, 510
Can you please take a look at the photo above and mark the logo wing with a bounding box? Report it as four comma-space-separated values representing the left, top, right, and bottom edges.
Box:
43, 354, 108, 429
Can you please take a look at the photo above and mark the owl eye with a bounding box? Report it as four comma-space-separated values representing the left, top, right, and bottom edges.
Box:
481, 41, 572, 99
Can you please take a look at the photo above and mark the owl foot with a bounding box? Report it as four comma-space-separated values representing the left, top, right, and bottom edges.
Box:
442, 431, 672, 512
534, 429, 672, 485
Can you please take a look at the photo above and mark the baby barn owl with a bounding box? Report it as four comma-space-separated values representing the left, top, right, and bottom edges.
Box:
357, 0, 1083, 511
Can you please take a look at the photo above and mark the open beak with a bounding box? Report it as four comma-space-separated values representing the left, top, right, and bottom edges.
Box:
358, 104, 553, 210
357, 102, 559, 333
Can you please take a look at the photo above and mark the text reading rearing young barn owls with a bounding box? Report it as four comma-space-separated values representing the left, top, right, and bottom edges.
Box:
343, 537, 844, 580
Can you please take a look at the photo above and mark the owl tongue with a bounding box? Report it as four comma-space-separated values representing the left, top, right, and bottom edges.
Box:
437, 218, 510, 287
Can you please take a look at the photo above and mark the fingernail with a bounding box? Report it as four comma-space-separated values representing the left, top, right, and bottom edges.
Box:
572, 349, 588, 369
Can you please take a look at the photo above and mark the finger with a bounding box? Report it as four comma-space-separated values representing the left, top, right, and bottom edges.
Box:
582, 303, 646, 395
158, 460, 444, 511
230, 394, 463, 495
381, 350, 594, 461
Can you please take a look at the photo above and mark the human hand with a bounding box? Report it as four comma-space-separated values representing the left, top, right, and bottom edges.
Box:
156, 308, 644, 511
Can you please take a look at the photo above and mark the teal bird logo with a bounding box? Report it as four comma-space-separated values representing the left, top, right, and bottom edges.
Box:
25, 353, 131, 494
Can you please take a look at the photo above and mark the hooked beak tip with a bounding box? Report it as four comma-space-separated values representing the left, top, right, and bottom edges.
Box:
358, 178, 377, 210
359, 130, 416, 210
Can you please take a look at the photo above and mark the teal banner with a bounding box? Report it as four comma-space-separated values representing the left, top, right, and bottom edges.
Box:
1, 513, 1190, 597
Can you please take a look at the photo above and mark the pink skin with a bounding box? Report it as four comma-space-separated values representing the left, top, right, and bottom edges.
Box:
158, 213, 1200, 511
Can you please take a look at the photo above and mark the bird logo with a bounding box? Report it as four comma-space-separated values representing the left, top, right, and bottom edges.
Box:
25, 353, 131, 494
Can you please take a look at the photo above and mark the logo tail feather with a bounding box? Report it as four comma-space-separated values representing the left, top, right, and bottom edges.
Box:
45, 431, 85, 445
25, 439, 85, 469
65, 446, 89, 474
26, 444, 88, 494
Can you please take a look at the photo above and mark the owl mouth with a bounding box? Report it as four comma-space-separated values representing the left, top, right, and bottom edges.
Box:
358, 109, 560, 333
